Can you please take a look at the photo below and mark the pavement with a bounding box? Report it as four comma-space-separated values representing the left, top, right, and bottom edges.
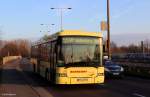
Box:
0, 59, 150, 97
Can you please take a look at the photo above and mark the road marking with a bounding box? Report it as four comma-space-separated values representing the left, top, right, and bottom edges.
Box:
133, 93, 146, 97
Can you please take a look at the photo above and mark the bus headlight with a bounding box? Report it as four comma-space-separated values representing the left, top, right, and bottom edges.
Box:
57, 73, 67, 77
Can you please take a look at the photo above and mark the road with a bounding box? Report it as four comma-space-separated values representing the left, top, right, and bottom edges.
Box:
0, 59, 150, 97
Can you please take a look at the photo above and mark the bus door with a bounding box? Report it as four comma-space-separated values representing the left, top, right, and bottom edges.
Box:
52, 41, 57, 83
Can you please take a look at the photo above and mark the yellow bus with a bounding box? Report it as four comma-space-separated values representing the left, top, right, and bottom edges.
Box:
31, 30, 104, 84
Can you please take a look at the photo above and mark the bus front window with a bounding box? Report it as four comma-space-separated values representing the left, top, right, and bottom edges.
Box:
58, 37, 102, 67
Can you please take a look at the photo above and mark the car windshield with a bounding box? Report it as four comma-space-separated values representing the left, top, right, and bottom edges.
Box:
105, 61, 114, 66
58, 37, 102, 67
105, 61, 120, 67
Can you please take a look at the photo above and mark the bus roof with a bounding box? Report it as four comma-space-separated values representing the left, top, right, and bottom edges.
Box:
57, 30, 102, 37
32, 30, 102, 46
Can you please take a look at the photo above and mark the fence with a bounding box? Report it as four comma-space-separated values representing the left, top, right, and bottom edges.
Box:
117, 62, 150, 78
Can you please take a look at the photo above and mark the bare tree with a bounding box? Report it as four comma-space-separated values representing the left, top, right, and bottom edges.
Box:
1, 41, 19, 57
17, 39, 31, 57
143, 39, 150, 53
110, 41, 118, 54
0, 39, 31, 57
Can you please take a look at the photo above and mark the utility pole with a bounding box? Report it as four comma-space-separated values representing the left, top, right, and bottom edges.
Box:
107, 0, 111, 59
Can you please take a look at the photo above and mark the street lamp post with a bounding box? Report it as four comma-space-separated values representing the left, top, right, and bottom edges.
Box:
51, 7, 72, 31
107, 0, 111, 59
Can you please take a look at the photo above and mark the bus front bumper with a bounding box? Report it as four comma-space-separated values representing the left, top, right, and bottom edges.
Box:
56, 76, 104, 84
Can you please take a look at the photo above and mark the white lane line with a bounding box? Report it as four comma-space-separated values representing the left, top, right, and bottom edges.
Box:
133, 93, 146, 97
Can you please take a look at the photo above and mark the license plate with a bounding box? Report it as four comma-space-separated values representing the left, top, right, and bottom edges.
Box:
113, 73, 119, 75
77, 78, 88, 82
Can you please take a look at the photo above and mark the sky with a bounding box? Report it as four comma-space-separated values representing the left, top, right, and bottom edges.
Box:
0, 0, 150, 46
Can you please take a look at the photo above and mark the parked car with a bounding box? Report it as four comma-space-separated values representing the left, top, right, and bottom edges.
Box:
104, 60, 124, 78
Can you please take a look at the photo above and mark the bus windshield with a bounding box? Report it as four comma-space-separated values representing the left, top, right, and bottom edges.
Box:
58, 37, 102, 67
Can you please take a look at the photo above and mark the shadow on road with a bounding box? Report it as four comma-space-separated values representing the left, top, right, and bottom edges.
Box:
0, 67, 106, 90
0, 69, 27, 85
0, 58, 123, 90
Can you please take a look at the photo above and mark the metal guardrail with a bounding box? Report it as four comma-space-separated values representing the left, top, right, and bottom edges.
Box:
117, 62, 150, 78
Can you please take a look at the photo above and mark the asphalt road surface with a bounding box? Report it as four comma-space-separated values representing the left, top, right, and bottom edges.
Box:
0, 59, 150, 97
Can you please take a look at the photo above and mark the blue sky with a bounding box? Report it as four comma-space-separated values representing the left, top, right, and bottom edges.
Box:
0, 0, 150, 45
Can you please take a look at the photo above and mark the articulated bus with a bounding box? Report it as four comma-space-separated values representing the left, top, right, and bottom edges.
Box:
30, 30, 104, 84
